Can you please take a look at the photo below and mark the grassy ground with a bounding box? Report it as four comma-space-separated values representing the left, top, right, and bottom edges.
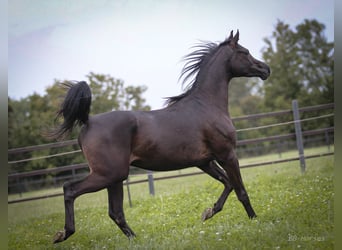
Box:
8, 152, 334, 249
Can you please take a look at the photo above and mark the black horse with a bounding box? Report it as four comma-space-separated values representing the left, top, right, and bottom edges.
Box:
52, 30, 270, 243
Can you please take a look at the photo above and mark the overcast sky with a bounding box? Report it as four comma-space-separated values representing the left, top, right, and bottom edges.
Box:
9, 0, 334, 110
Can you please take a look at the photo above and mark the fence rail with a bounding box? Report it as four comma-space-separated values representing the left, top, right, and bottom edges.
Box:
8, 152, 333, 204
8, 139, 78, 154
7, 127, 334, 181
8, 101, 334, 204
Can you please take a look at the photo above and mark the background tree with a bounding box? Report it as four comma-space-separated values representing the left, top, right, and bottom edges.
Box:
229, 77, 263, 117
261, 19, 334, 110
294, 20, 334, 106
260, 19, 334, 134
228, 78, 265, 143
86, 72, 150, 113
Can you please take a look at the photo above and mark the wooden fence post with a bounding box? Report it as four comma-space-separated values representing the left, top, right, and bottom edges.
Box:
292, 100, 306, 173
147, 171, 155, 196
125, 177, 133, 208
325, 129, 331, 152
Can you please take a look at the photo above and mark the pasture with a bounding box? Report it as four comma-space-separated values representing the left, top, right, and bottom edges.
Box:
8, 154, 334, 249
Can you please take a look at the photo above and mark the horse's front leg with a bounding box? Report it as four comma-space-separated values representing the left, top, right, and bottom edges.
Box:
219, 150, 257, 219
107, 182, 136, 238
198, 161, 234, 221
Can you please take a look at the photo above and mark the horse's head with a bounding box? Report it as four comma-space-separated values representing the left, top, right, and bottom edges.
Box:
224, 30, 270, 80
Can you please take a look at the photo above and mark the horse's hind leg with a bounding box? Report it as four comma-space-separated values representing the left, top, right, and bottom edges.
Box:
107, 182, 136, 238
199, 161, 234, 221
219, 151, 257, 219
53, 173, 114, 243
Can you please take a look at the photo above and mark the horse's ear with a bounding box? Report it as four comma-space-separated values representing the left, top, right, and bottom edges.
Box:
228, 30, 234, 40
232, 29, 239, 44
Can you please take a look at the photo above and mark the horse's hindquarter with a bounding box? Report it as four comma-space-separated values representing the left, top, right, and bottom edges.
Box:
79, 111, 138, 173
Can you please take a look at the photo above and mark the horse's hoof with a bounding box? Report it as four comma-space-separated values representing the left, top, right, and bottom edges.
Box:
53, 230, 66, 244
128, 233, 136, 241
201, 207, 214, 221
125, 230, 136, 240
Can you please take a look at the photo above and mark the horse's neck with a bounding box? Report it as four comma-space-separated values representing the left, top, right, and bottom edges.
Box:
192, 63, 232, 113
169, 47, 233, 113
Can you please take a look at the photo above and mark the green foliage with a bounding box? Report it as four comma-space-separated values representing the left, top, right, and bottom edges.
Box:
86, 72, 151, 113
8, 156, 334, 249
261, 19, 334, 110
229, 77, 264, 117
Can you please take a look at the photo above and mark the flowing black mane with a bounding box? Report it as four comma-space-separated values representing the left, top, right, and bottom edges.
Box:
165, 41, 222, 106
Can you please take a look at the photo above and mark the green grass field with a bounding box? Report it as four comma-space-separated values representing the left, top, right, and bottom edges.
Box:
8, 151, 334, 249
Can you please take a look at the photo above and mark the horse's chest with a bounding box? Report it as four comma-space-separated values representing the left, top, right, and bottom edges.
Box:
205, 120, 237, 148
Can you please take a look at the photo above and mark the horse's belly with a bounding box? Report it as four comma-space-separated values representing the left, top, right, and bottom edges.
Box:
130, 141, 211, 171
130, 157, 210, 171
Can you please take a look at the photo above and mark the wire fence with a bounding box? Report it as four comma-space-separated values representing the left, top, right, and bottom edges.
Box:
8, 101, 334, 203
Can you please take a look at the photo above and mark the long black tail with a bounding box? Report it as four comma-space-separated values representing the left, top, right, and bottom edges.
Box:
52, 81, 92, 139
